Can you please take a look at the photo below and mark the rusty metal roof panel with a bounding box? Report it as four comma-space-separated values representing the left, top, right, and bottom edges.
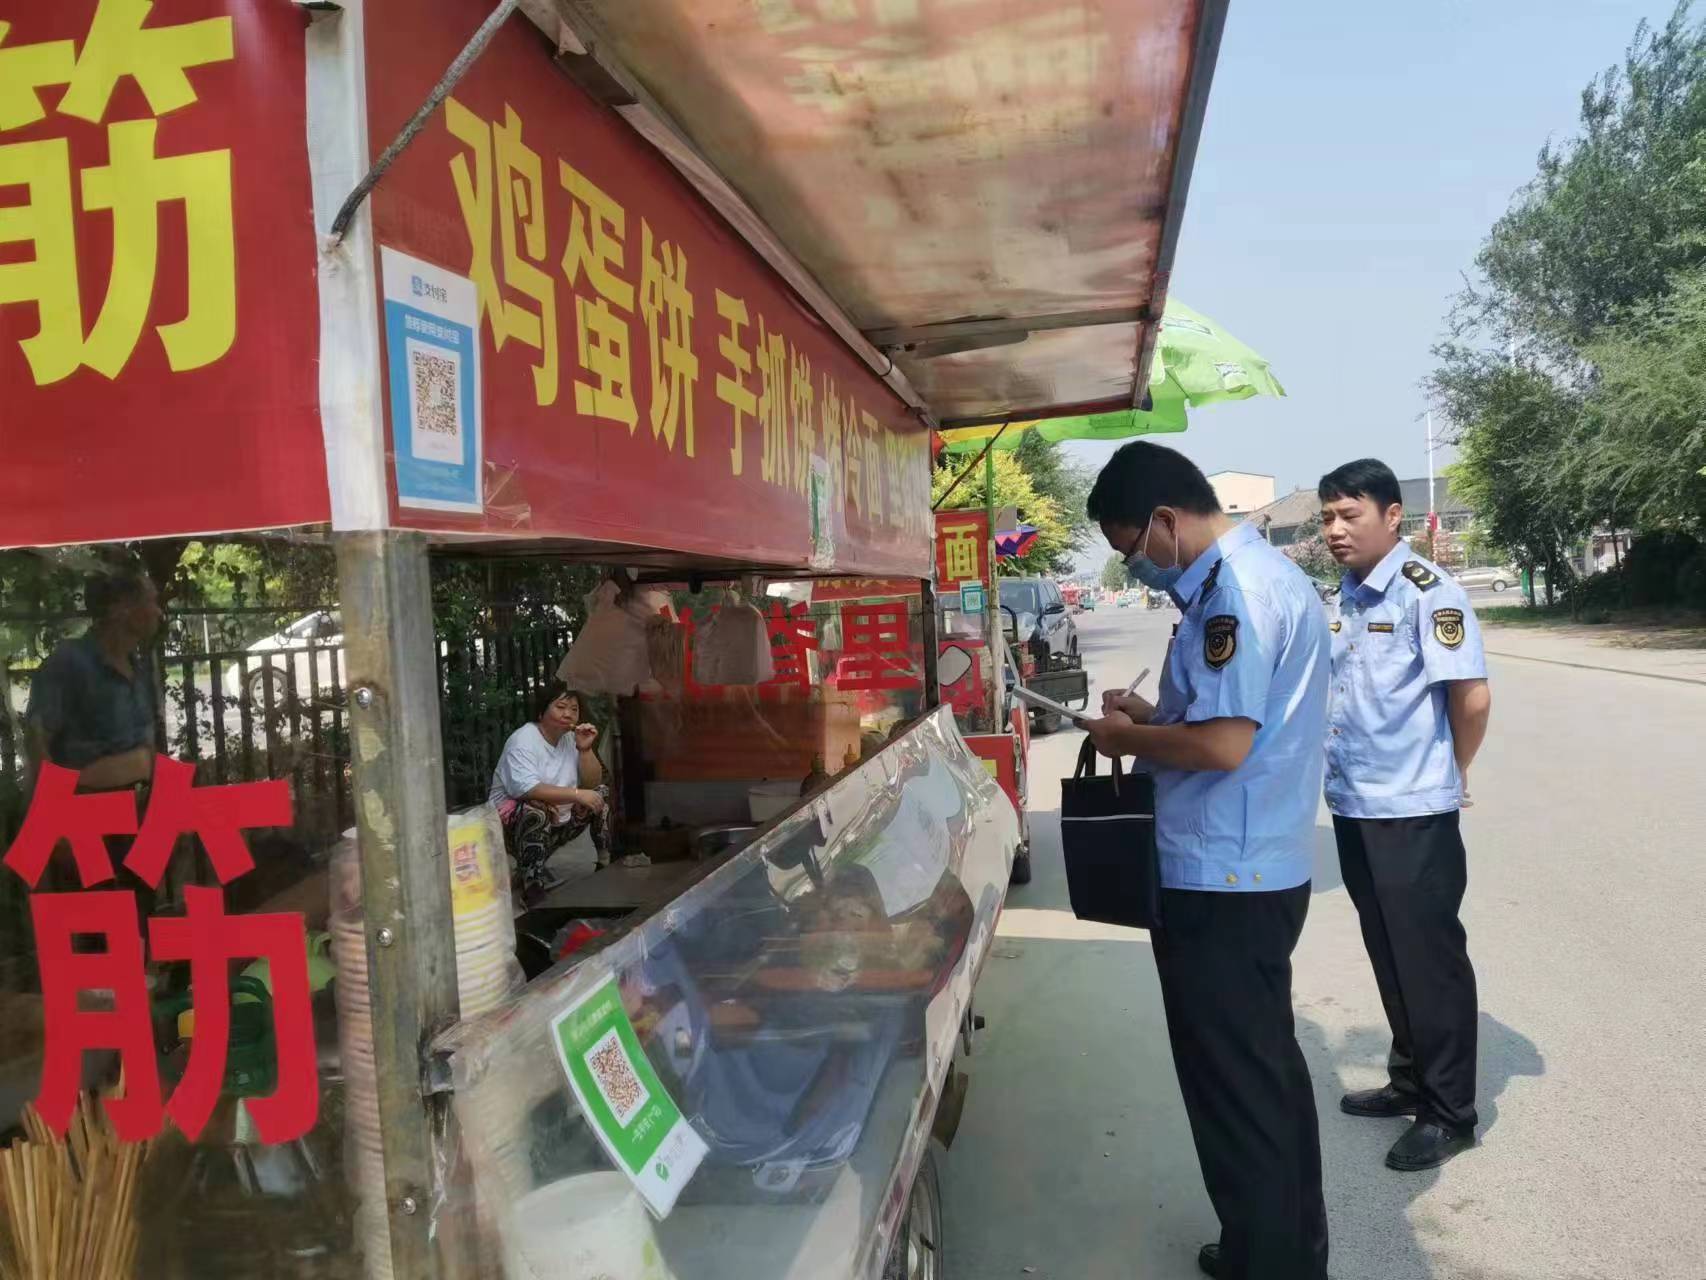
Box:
545, 0, 1222, 425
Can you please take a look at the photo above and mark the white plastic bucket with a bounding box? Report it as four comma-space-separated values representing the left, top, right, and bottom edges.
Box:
504, 1174, 674, 1280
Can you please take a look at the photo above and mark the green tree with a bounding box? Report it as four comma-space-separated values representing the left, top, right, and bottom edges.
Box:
1577, 266, 1706, 529
1437, 365, 1589, 605
1280, 517, 1340, 583
1451, 4, 1706, 363
1012, 433, 1093, 559
1432, 3, 1706, 607
931, 451, 1072, 576
1100, 552, 1128, 593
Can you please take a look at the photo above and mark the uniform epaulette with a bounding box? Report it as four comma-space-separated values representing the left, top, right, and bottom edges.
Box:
1400, 561, 1439, 591
1202, 558, 1224, 595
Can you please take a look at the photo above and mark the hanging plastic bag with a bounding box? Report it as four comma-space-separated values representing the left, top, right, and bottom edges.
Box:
692, 588, 775, 686
556, 579, 667, 695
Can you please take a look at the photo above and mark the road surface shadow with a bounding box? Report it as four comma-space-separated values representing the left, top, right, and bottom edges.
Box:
1299, 1010, 1545, 1279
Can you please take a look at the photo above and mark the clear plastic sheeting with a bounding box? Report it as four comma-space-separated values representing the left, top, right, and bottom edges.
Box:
435, 708, 1017, 1280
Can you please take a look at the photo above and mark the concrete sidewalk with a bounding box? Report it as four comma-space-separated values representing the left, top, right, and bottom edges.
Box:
1481, 620, 1706, 684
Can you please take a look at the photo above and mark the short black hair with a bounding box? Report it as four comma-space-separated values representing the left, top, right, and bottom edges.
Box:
84, 567, 153, 621
1085, 441, 1221, 528
1318, 458, 1403, 512
534, 680, 582, 721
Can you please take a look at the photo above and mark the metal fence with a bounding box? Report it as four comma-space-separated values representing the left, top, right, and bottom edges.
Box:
0, 602, 571, 969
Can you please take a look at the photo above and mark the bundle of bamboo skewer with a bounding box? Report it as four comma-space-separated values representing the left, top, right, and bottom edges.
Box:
0, 1095, 149, 1280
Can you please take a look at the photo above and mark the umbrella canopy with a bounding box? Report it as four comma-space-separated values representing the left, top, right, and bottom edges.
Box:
938, 298, 1283, 454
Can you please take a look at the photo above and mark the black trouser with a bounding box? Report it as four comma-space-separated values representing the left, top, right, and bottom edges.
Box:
1151, 884, 1329, 1280
1333, 812, 1479, 1134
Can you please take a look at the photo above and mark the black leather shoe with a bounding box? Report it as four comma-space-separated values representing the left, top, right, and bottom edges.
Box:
1385, 1119, 1475, 1171
1339, 1084, 1420, 1118
1197, 1243, 1222, 1278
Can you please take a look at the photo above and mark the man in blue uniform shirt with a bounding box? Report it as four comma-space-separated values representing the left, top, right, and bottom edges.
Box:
1084, 442, 1330, 1280
1318, 458, 1492, 1173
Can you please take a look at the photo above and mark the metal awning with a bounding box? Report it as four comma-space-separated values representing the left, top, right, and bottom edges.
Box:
524, 0, 1225, 428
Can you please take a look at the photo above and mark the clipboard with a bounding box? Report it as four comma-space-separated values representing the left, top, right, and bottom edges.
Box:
1010, 684, 1095, 726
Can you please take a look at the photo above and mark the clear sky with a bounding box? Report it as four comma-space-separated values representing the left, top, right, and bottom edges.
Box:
1067, 0, 1675, 569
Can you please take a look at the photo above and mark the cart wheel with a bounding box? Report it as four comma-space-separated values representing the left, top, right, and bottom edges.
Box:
1009, 845, 1032, 886
884, 1140, 946, 1280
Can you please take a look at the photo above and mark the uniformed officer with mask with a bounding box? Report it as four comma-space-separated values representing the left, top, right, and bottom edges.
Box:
1084, 442, 1330, 1280
1318, 458, 1492, 1172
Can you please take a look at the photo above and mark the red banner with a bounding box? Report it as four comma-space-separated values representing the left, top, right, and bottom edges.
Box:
363, 0, 932, 576
0, 0, 328, 549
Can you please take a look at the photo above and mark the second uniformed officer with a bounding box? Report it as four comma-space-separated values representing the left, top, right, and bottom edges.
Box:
1086, 442, 1330, 1280
1318, 458, 1492, 1172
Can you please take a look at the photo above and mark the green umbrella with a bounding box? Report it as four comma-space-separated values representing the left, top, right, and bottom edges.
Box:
939, 298, 1283, 454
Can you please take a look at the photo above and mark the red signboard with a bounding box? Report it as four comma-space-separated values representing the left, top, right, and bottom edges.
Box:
362, 0, 932, 576
935, 509, 991, 593
0, 0, 328, 549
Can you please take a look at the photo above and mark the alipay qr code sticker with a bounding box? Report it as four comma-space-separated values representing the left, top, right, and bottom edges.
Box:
552, 974, 708, 1217
381, 247, 483, 513
405, 340, 464, 464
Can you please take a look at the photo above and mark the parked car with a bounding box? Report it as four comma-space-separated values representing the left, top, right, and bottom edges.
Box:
223, 609, 344, 706
998, 577, 1087, 732
1453, 565, 1519, 592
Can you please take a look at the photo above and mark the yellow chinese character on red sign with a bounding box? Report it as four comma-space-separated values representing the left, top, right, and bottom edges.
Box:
941, 521, 981, 585
639, 219, 697, 456
789, 347, 815, 495
0, 3, 236, 386
715, 289, 757, 475
756, 318, 791, 488
561, 160, 636, 428
819, 372, 845, 507
446, 98, 558, 407
860, 410, 884, 523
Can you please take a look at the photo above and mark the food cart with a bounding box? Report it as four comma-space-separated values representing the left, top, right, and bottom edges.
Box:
0, 1, 1225, 1277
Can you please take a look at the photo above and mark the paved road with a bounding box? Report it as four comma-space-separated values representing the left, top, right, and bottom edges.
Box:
945, 606, 1706, 1280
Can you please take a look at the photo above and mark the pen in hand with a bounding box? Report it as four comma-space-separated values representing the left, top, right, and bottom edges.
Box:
1123, 668, 1151, 696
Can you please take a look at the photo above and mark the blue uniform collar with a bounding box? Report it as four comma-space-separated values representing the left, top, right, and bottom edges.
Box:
1342, 540, 1412, 600
1175, 520, 1263, 607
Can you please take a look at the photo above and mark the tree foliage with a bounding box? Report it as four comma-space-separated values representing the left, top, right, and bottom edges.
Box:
1280, 516, 1341, 583
931, 450, 1074, 576
1432, 2, 1706, 603
1100, 552, 1129, 593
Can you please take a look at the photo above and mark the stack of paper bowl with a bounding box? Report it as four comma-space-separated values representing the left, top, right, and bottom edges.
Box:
331, 909, 393, 1280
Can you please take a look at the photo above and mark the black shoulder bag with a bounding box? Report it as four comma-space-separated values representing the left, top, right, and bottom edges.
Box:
1060, 738, 1161, 929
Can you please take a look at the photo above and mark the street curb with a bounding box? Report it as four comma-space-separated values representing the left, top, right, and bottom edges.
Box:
1484, 648, 1706, 688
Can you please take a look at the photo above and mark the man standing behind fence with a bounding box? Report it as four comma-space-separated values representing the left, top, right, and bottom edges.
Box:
1318, 458, 1491, 1172
25, 566, 162, 791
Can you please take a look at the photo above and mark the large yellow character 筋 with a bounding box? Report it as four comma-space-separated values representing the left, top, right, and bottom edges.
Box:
0, 1, 237, 386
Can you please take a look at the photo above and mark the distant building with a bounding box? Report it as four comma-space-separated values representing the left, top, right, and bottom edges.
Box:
1243, 487, 1318, 547
1207, 470, 1275, 516
1244, 477, 1478, 562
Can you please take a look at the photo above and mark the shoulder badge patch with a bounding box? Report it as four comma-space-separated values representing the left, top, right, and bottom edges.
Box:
1204, 614, 1238, 669
1401, 560, 1439, 591
1330, 619, 1342, 634
1433, 607, 1466, 649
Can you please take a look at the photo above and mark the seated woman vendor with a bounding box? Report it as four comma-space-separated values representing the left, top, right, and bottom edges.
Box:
490, 681, 610, 895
